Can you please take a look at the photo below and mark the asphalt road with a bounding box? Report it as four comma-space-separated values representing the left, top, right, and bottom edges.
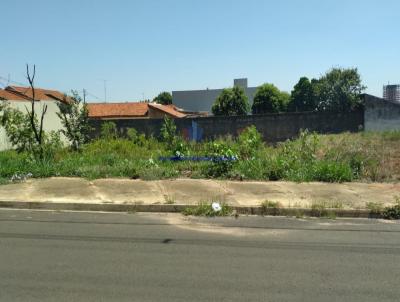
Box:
0, 210, 400, 302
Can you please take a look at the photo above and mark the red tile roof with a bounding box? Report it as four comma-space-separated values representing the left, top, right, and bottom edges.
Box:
5, 86, 67, 102
148, 103, 186, 118
0, 89, 28, 100
87, 102, 187, 119
0, 86, 70, 103
87, 102, 150, 118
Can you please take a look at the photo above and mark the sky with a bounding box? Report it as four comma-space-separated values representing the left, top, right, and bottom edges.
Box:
1, 0, 399, 102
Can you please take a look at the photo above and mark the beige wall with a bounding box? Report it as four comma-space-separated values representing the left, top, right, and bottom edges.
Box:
0, 100, 66, 151
148, 108, 172, 119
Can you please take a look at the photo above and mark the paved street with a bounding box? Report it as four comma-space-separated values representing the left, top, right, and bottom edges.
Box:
0, 209, 400, 301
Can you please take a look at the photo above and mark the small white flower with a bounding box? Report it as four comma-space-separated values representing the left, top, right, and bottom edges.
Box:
211, 202, 222, 212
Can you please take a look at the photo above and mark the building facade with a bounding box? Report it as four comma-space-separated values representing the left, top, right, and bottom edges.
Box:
383, 84, 400, 102
172, 78, 257, 113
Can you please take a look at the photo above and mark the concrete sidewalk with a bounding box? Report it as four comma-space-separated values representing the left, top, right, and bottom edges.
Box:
0, 177, 399, 210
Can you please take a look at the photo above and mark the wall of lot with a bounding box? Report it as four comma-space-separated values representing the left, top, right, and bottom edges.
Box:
90, 110, 364, 143
364, 94, 400, 131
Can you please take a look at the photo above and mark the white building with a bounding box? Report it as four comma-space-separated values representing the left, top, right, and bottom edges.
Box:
0, 86, 68, 151
172, 78, 258, 113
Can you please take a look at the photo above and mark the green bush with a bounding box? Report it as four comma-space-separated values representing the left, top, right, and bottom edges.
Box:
237, 125, 263, 159
205, 141, 238, 178
0, 130, 398, 183
100, 121, 118, 139
233, 157, 267, 180
312, 161, 353, 182
382, 198, 400, 220
160, 116, 189, 157
126, 128, 138, 142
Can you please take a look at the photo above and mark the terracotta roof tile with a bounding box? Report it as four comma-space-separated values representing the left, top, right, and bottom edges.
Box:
148, 103, 186, 118
6, 86, 67, 102
2, 86, 70, 104
87, 102, 187, 119
0, 89, 29, 100
87, 102, 149, 118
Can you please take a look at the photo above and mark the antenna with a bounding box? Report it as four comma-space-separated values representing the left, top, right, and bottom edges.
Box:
103, 80, 107, 103
83, 89, 87, 104
98, 79, 108, 102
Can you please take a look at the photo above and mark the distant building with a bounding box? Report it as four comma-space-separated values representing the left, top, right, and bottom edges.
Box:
172, 78, 258, 113
383, 84, 400, 102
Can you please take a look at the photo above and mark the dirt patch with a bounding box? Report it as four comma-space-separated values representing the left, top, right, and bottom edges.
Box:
0, 177, 398, 210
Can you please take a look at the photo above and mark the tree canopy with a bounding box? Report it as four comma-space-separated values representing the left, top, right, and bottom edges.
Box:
153, 92, 173, 105
251, 83, 290, 114
211, 86, 250, 116
287, 77, 318, 112
315, 68, 366, 112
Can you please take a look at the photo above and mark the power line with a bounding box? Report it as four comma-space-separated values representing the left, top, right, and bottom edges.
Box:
0, 74, 103, 102
0, 75, 26, 87
84, 90, 101, 101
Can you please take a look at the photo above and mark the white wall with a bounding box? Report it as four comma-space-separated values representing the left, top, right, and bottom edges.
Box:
0, 100, 66, 151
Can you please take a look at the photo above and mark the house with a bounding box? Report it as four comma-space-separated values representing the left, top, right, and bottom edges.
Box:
0, 85, 68, 150
87, 102, 189, 120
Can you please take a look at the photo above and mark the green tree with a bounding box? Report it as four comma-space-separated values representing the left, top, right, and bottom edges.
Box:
153, 92, 173, 105
251, 83, 290, 114
212, 86, 249, 116
316, 68, 366, 112
100, 121, 118, 139
288, 77, 318, 112
57, 91, 91, 151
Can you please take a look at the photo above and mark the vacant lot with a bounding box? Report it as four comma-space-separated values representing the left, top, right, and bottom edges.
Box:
0, 130, 399, 184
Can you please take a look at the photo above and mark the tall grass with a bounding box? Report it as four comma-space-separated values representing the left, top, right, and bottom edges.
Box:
0, 130, 399, 183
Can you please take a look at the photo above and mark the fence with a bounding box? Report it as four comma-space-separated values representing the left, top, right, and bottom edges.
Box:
89, 110, 364, 143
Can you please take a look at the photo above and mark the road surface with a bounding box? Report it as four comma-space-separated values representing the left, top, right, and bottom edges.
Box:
0, 209, 399, 301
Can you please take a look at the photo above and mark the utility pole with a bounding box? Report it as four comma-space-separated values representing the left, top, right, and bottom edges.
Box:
83, 89, 87, 104
103, 80, 107, 103
97, 79, 108, 103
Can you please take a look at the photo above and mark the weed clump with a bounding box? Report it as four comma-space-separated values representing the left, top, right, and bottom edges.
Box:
182, 202, 232, 217
382, 197, 400, 220
261, 200, 282, 216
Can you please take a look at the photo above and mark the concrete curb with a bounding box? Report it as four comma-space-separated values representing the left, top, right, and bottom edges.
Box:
0, 200, 382, 219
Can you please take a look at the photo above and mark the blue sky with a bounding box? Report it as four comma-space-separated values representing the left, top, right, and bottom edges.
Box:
1, 0, 399, 102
